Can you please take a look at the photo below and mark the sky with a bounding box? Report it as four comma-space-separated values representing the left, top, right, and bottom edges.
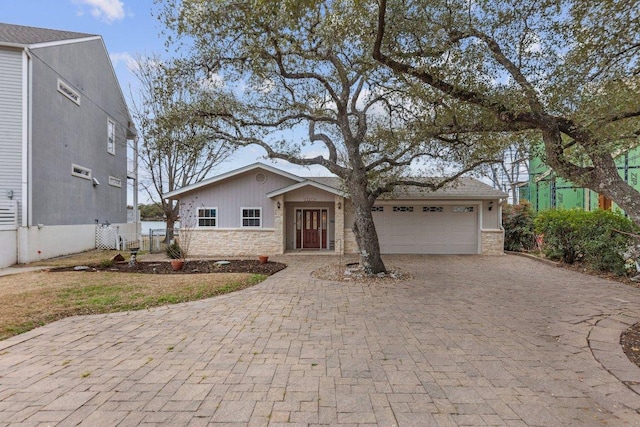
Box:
2, 0, 327, 189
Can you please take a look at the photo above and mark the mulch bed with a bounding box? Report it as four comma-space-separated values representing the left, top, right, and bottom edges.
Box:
53, 259, 287, 276
621, 324, 640, 368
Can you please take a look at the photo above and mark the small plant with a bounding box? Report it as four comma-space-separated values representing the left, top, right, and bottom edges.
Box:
99, 259, 114, 268
165, 242, 183, 259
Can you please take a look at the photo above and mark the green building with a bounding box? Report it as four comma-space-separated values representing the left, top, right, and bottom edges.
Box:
521, 147, 640, 213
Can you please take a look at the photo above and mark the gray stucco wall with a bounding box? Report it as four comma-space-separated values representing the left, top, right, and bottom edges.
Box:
29, 39, 130, 226
0, 48, 23, 221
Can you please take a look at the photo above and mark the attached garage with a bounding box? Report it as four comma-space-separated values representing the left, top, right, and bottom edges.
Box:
373, 204, 479, 254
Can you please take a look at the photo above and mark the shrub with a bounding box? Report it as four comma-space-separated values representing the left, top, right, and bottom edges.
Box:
534, 209, 583, 264
99, 259, 114, 268
165, 242, 183, 259
502, 202, 537, 252
579, 209, 638, 275
534, 208, 639, 274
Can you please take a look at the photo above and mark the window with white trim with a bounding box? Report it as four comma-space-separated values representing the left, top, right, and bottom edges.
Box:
57, 79, 80, 105
241, 208, 261, 227
71, 164, 91, 180
107, 119, 116, 155
198, 208, 217, 227
422, 206, 443, 212
452, 206, 474, 213
393, 206, 414, 212
108, 176, 122, 188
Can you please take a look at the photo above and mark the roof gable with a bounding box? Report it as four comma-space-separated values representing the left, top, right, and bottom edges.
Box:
266, 180, 348, 198
165, 162, 506, 200
164, 163, 305, 199
0, 23, 98, 47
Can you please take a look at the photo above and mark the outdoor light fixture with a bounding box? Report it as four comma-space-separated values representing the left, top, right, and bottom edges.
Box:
488, 201, 494, 211
277, 201, 281, 209
337, 202, 342, 210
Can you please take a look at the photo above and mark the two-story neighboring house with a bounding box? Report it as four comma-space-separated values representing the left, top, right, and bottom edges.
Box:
0, 23, 137, 267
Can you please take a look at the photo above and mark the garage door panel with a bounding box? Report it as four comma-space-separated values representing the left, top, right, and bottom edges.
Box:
373, 205, 478, 254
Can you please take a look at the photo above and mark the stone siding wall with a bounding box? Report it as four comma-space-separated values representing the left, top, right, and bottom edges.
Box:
481, 229, 505, 255
187, 229, 283, 257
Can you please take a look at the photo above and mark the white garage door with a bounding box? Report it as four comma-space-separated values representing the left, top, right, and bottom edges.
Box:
373, 204, 479, 254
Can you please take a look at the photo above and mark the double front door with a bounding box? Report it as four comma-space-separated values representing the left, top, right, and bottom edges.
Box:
296, 209, 327, 249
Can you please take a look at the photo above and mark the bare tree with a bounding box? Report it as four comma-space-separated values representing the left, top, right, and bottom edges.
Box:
130, 54, 233, 233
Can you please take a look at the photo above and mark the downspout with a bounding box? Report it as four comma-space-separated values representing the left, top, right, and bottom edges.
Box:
21, 48, 32, 228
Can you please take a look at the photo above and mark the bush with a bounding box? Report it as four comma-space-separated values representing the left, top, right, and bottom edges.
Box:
534, 208, 639, 274
579, 210, 638, 275
165, 242, 183, 259
502, 202, 537, 252
534, 209, 583, 264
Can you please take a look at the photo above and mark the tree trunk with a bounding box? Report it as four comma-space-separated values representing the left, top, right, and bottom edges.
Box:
163, 203, 178, 244
542, 123, 640, 226
348, 180, 387, 274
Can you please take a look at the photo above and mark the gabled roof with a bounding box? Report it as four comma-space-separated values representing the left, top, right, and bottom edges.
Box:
163, 163, 305, 199
165, 162, 507, 200
0, 23, 98, 48
388, 177, 508, 200
266, 179, 348, 198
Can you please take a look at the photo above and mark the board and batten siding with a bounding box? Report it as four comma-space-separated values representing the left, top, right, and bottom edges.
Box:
179, 169, 299, 228
0, 49, 24, 224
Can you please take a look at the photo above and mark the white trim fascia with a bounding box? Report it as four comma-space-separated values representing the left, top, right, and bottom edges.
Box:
164, 163, 305, 199
21, 48, 31, 227
266, 180, 348, 198
24, 36, 102, 49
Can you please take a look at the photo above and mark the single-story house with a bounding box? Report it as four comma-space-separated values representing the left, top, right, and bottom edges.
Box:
163, 163, 507, 256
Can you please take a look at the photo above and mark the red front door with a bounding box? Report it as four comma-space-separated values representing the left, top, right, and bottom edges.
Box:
303, 210, 321, 248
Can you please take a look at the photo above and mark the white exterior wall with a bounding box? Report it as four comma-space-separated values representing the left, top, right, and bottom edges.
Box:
15, 222, 134, 264
0, 230, 17, 267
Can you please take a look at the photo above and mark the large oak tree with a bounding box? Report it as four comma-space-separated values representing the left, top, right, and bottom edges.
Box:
372, 0, 640, 222
157, 0, 505, 273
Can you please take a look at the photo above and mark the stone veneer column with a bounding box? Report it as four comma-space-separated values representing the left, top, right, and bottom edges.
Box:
481, 229, 505, 255
274, 195, 285, 254
334, 195, 345, 254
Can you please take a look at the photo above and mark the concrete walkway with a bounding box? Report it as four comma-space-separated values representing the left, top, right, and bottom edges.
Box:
1, 255, 640, 426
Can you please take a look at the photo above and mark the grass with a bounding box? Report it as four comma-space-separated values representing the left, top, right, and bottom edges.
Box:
0, 250, 267, 340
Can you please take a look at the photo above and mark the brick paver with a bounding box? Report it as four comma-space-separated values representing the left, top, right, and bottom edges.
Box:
1, 254, 640, 426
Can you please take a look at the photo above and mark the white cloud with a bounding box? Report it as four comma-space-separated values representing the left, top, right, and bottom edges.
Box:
73, 0, 125, 23
110, 52, 136, 70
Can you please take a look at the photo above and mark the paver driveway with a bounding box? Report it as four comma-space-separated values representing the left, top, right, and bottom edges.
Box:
1, 254, 640, 426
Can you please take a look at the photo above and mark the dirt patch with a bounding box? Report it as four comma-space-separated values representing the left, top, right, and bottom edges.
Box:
53, 259, 287, 276
621, 323, 640, 368
311, 262, 411, 284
